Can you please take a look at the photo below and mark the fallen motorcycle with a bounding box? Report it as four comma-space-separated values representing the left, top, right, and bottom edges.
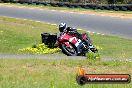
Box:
41, 31, 97, 56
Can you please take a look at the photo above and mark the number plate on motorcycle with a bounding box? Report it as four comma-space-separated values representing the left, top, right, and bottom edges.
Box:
75, 39, 81, 47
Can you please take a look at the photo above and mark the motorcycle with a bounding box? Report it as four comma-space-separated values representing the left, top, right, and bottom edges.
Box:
41, 31, 97, 56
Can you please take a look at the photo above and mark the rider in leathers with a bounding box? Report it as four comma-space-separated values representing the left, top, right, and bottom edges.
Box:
57, 23, 82, 40
57, 23, 97, 53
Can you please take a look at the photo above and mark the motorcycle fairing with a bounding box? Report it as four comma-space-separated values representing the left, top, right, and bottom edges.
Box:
59, 32, 89, 54
82, 33, 88, 40
64, 42, 71, 48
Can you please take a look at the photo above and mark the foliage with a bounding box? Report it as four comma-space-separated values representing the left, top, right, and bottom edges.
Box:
86, 52, 100, 60
86, 45, 102, 60
19, 43, 61, 54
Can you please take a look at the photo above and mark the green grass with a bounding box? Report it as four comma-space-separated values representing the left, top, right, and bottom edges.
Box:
91, 34, 132, 58
1, 3, 132, 15
0, 16, 58, 54
0, 16, 132, 58
0, 59, 132, 88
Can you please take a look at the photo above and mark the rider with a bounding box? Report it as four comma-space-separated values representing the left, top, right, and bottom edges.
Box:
58, 23, 82, 39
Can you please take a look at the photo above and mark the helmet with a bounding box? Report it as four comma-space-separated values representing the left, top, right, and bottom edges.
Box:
59, 23, 67, 32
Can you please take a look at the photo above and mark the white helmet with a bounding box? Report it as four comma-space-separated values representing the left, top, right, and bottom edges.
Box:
59, 23, 67, 32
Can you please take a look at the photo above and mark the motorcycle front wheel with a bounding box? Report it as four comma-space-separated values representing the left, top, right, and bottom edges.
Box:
61, 43, 77, 56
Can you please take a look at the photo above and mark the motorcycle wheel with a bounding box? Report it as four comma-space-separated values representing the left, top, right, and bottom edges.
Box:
61, 43, 77, 56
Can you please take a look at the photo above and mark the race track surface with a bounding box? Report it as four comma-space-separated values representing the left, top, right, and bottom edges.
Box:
0, 54, 132, 61
0, 5, 132, 39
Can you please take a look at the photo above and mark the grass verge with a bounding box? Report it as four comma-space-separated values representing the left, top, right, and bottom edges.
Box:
0, 16, 132, 58
0, 59, 132, 88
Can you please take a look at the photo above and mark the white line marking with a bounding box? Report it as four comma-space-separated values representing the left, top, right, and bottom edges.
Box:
1, 16, 58, 27
51, 10, 56, 12
36, 21, 41, 23
47, 23, 51, 24
23, 19, 28, 20
87, 31, 91, 33
90, 14, 95, 15
79, 13, 84, 14
51, 24, 57, 26
39, 9, 43, 11
29, 8, 34, 10
101, 15, 106, 16
77, 29, 82, 30
70, 12, 74, 13
60, 11, 65, 12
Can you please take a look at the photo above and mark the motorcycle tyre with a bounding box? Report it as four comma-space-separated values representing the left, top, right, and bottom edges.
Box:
61, 43, 77, 56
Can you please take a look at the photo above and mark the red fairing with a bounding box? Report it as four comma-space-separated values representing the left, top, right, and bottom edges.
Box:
64, 42, 70, 47
55, 33, 71, 46
82, 33, 88, 40
61, 33, 72, 41
57, 33, 79, 47
60, 33, 76, 43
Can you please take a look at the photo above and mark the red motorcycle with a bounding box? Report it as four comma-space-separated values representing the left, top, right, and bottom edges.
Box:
56, 31, 97, 56
41, 31, 97, 56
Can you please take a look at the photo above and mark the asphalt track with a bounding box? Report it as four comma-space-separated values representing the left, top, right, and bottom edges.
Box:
0, 54, 86, 59
0, 54, 132, 61
0, 5, 132, 39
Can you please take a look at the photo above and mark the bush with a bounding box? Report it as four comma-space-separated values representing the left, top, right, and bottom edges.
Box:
19, 43, 61, 54
86, 52, 101, 60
